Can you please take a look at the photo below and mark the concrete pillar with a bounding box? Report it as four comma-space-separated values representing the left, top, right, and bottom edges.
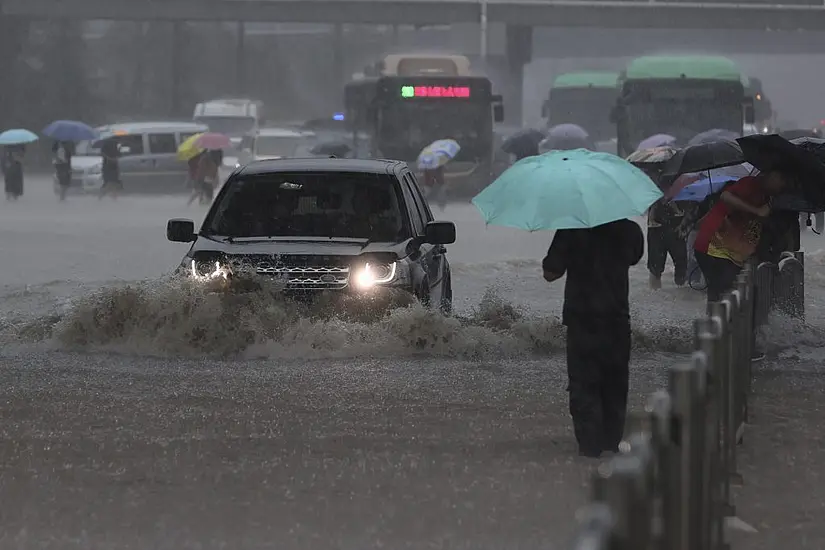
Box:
236, 22, 246, 94
504, 24, 532, 126
171, 22, 183, 116
391, 24, 400, 47
332, 24, 344, 104
0, 15, 28, 126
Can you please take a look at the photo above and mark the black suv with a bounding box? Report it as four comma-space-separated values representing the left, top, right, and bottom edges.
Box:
166, 158, 456, 311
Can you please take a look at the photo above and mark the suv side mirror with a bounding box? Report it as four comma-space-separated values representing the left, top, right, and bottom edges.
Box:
424, 221, 456, 245
167, 218, 196, 242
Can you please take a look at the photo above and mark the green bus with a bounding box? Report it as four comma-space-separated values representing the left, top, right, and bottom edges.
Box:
613, 55, 754, 157
542, 71, 619, 143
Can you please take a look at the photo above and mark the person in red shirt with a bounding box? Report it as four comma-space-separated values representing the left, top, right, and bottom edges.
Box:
693, 170, 790, 302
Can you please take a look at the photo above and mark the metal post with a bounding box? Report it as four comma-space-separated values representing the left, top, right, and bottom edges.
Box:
570, 504, 614, 550
593, 454, 649, 549
694, 318, 727, 550
668, 362, 703, 550
647, 391, 672, 546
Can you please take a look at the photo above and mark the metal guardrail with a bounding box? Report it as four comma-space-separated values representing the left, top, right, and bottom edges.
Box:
569, 249, 806, 549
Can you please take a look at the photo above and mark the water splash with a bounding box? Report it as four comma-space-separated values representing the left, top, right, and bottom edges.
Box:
6, 277, 700, 359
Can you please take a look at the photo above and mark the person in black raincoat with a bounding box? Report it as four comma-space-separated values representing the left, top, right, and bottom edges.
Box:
2, 144, 25, 200
542, 219, 644, 458
98, 139, 122, 200
53, 140, 74, 201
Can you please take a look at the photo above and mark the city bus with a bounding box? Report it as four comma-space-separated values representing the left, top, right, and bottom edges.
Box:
344, 73, 504, 196
542, 71, 619, 143
612, 55, 754, 157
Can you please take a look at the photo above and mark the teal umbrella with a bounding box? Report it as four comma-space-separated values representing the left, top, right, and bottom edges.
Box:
472, 149, 662, 231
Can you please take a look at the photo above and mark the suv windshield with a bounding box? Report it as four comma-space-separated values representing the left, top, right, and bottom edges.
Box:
204, 171, 409, 241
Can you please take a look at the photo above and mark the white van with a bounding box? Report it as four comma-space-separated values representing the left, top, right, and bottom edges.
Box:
192, 99, 263, 138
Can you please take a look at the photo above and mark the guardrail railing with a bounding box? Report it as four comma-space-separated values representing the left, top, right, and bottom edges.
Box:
569, 247, 805, 549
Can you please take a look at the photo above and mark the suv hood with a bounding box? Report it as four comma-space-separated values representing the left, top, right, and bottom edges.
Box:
190, 236, 409, 259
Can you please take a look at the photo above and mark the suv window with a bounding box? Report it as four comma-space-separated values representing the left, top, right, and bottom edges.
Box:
401, 174, 426, 234
204, 171, 411, 241
148, 133, 177, 154
117, 134, 144, 156
406, 173, 433, 223
179, 132, 200, 144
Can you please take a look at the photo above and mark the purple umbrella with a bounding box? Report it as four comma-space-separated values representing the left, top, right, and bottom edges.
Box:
637, 133, 676, 151
548, 123, 589, 141
541, 124, 594, 152
688, 129, 740, 146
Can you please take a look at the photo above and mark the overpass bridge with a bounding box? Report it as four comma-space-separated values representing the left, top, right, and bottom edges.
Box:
3, 0, 825, 30
1, 0, 824, 125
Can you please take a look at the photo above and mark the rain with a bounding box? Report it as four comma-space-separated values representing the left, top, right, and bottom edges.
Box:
1, 8, 825, 550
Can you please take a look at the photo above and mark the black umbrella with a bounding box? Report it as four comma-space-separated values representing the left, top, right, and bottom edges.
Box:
501, 128, 545, 159
780, 128, 821, 141
310, 141, 351, 158
660, 139, 745, 179
739, 133, 825, 206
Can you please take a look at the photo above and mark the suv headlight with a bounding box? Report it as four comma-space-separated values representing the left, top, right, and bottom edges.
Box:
87, 164, 102, 175
189, 259, 231, 282
352, 261, 399, 290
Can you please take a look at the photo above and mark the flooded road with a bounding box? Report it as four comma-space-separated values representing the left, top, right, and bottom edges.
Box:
1, 177, 823, 549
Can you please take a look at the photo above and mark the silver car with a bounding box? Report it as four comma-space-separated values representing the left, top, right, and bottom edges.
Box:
63, 121, 208, 195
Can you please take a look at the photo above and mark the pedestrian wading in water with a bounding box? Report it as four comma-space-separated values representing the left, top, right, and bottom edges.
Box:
2, 144, 25, 200
542, 219, 644, 459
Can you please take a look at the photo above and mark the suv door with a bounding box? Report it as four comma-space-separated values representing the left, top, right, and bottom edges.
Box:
146, 132, 182, 193
402, 172, 445, 306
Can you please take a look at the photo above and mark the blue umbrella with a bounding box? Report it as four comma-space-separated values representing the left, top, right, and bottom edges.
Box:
0, 128, 38, 145
42, 120, 99, 142
672, 173, 740, 202
472, 149, 663, 231
417, 139, 460, 170
689, 129, 740, 146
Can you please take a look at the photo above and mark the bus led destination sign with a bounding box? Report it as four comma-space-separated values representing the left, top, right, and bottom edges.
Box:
400, 86, 471, 98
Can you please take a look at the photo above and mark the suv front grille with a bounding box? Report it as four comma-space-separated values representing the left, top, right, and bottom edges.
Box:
255, 264, 350, 290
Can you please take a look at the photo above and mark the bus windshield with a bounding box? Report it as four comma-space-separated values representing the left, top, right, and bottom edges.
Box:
547, 88, 616, 142
376, 102, 490, 161
623, 97, 742, 146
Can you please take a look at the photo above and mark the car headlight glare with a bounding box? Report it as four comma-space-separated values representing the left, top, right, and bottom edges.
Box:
190, 259, 230, 282
352, 262, 397, 290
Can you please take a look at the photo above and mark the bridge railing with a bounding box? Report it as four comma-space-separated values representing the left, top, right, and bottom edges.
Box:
568, 257, 767, 549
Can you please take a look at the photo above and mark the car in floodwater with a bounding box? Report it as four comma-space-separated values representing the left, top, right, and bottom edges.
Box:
166, 158, 456, 312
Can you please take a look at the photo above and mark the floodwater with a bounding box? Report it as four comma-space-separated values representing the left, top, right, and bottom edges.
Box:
1, 177, 823, 549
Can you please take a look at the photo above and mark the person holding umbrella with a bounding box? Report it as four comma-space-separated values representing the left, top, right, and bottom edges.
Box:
0, 129, 38, 201
473, 150, 657, 458
98, 138, 122, 200
43, 120, 98, 201
2, 144, 25, 201
417, 139, 460, 211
